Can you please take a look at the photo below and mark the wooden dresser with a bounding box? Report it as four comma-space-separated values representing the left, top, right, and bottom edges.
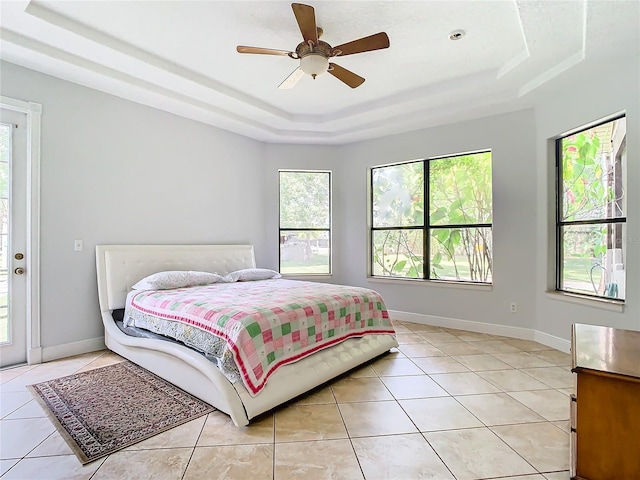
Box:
571, 323, 640, 479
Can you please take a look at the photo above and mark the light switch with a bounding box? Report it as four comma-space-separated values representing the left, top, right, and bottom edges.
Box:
74, 240, 83, 252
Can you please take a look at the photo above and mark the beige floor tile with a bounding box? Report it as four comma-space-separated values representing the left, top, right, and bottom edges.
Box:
395, 333, 428, 344
451, 331, 496, 342
26, 431, 74, 457
291, 384, 335, 404
275, 439, 363, 480
506, 476, 547, 479
477, 369, 551, 392
0, 364, 37, 385
0, 391, 34, 418
400, 397, 483, 432
3, 399, 47, 420
371, 357, 424, 376
125, 415, 206, 450
455, 393, 546, 426
430, 372, 501, 395
392, 324, 412, 334
0, 417, 55, 459
405, 323, 444, 333
418, 332, 464, 345
425, 427, 537, 479
93, 448, 192, 480
1, 455, 104, 480
503, 339, 553, 351
381, 375, 449, 399
338, 400, 417, 437
544, 471, 571, 479
492, 422, 570, 472
520, 367, 575, 389
553, 420, 571, 434
197, 410, 274, 446
346, 364, 378, 378
352, 433, 455, 479
412, 356, 469, 374
1, 361, 100, 393
275, 404, 347, 442
331, 376, 394, 403
452, 354, 513, 371
0, 459, 19, 476
0, 332, 582, 480
492, 352, 556, 368
75, 351, 126, 373
533, 349, 572, 366
506, 390, 569, 421
185, 444, 273, 480
558, 386, 575, 395
385, 347, 406, 359
471, 340, 522, 353
397, 343, 446, 357
435, 342, 484, 355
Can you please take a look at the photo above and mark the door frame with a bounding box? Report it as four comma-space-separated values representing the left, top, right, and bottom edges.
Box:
1, 95, 42, 365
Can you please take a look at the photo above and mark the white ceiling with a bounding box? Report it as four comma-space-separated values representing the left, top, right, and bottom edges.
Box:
1, 1, 638, 144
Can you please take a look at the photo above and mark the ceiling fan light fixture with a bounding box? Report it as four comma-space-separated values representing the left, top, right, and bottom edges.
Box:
300, 54, 329, 78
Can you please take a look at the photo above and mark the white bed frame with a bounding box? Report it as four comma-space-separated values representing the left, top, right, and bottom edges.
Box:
96, 244, 398, 426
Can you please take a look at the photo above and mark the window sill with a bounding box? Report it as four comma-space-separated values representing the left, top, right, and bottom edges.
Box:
282, 275, 333, 281
545, 291, 624, 312
367, 276, 492, 291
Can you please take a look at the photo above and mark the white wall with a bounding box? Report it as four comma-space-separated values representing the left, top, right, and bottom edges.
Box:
1, 62, 267, 350
2, 55, 637, 358
263, 144, 345, 279
337, 110, 540, 334
533, 59, 640, 338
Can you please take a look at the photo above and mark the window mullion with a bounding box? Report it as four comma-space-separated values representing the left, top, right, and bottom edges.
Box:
424, 159, 429, 280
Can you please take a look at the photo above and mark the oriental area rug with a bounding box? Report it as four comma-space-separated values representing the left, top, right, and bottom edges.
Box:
28, 361, 214, 464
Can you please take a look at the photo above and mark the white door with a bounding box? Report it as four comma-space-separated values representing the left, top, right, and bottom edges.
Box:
0, 108, 28, 368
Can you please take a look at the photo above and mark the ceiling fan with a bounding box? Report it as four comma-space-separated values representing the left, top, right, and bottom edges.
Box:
236, 3, 390, 89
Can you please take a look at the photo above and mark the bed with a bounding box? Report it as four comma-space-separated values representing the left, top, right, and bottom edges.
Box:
95, 244, 398, 426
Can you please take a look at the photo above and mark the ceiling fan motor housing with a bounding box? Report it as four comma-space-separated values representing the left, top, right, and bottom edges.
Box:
296, 40, 334, 78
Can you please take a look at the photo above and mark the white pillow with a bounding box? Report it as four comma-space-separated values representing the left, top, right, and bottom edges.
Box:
132, 271, 226, 290
224, 268, 282, 282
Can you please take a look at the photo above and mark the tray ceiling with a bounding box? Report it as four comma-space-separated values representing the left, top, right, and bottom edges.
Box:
1, 1, 638, 144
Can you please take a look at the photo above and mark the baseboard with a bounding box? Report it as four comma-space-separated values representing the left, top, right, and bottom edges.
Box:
42, 336, 106, 362
28, 346, 42, 365
389, 310, 571, 353
533, 330, 571, 353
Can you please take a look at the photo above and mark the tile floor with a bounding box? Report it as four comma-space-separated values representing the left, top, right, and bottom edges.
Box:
0, 321, 573, 479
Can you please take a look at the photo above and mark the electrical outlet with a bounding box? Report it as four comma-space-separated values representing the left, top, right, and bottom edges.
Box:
510, 302, 517, 313
74, 240, 83, 252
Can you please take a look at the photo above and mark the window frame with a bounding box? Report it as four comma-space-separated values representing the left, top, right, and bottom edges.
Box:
554, 113, 627, 302
278, 169, 332, 276
369, 150, 493, 284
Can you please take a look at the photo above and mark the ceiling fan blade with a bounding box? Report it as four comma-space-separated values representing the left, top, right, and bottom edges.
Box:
278, 67, 305, 89
292, 3, 318, 45
332, 32, 390, 56
328, 63, 365, 88
236, 46, 292, 56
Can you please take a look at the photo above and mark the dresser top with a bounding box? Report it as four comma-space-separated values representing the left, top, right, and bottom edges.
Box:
572, 323, 640, 378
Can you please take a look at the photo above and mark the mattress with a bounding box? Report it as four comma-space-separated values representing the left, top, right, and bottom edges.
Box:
124, 278, 395, 395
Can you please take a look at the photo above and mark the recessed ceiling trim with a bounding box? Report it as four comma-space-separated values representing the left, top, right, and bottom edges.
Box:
25, 0, 293, 121
290, 69, 500, 125
497, 48, 530, 79
496, 0, 531, 79
518, 49, 585, 97
0, 27, 280, 135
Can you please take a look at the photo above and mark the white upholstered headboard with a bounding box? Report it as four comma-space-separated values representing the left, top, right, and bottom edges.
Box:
96, 244, 256, 311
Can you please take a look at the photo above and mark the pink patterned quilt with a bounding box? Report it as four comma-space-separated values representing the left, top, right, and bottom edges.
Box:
128, 279, 395, 395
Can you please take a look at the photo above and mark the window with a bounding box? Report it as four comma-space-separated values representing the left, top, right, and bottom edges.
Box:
371, 151, 492, 283
279, 170, 331, 275
556, 115, 626, 301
